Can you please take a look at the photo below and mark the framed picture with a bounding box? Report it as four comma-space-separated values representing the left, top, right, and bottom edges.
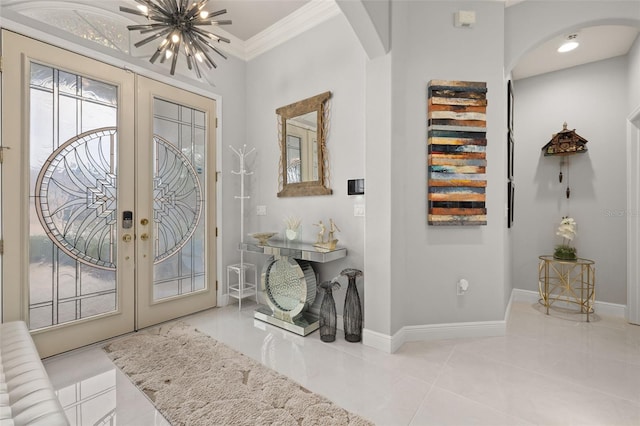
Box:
507, 181, 515, 228
507, 133, 514, 179
507, 80, 514, 135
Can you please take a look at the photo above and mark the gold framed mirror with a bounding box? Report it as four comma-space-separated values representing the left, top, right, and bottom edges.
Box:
277, 91, 332, 197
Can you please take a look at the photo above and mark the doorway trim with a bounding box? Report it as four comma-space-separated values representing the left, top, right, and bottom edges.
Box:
0, 17, 225, 315
627, 104, 640, 325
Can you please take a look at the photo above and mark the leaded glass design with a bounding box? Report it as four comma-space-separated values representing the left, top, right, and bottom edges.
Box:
152, 99, 206, 301
29, 63, 118, 330
20, 8, 130, 54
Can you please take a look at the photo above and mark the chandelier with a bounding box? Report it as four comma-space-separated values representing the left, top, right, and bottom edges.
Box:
120, 0, 231, 78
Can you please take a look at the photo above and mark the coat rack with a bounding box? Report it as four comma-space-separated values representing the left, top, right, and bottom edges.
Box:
227, 144, 257, 309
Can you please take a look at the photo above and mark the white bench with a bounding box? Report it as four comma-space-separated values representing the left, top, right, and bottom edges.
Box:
0, 321, 68, 425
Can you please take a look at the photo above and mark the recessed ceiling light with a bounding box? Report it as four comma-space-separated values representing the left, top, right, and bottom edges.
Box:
558, 34, 579, 53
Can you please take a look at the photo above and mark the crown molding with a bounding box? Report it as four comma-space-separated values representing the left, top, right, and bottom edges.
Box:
2, 0, 342, 63
243, 0, 342, 61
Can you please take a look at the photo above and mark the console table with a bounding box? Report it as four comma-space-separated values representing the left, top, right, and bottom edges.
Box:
240, 240, 347, 336
538, 255, 595, 321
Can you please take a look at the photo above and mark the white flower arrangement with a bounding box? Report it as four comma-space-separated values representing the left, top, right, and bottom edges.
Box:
554, 216, 577, 260
284, 216, 301, 241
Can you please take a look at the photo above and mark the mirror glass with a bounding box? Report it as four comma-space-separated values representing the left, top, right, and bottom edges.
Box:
286, 111, 318, 183
277, 92, 332, 197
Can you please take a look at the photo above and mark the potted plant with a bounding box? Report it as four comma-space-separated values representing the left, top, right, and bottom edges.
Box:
554, 216, 577, 260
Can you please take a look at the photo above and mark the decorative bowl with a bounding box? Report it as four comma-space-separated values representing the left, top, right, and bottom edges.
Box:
249, 232, 277, 246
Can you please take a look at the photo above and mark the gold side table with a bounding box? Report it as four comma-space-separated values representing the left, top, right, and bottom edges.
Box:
538, 255, 596, 321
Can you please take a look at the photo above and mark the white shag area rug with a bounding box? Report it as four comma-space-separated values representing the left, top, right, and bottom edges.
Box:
103, 322, 373, 426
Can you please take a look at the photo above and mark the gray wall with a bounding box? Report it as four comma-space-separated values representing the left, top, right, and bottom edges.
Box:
512, 56, 629, 304
388, 1, 508, 330
241, 14, 367, 313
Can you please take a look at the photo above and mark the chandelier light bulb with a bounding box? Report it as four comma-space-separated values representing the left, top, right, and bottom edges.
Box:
120, 0, 232, 78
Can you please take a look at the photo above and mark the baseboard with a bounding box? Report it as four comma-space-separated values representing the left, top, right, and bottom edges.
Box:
361, 288, 627, 354
362, 318, 505, 354
362, 328, 395, 353
219, 294, 230, 307
511, 288, 626, 318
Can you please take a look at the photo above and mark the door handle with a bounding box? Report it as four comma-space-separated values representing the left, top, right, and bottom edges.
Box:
140, 233, 149, 241
122, 234, 132, 242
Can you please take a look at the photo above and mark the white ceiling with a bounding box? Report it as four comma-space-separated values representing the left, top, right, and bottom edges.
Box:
2, 0, 638, 80
512, 24, 640, 80
214, 0, 310, 41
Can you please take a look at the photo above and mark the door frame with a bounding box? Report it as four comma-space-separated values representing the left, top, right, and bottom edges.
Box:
627, 104, 640, 325
0, 30, 138, 356
135, 75, 218, 329
0, 21, 225, 322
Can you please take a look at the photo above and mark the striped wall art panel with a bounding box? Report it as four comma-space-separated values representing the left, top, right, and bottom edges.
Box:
428, 80, 487, 226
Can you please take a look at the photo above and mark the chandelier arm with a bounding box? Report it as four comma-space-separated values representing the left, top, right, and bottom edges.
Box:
150, 39, 171, 64
119, 7, 149, 17
192, 56, 203, 78
193, 31, 228, 58
185, 49, 193, 70
149, 49, 162, 64
189, 36, 217, 69
194, 0, 210, 14
208, 9, 227, 18
190, 8, 226, 21
192, 27, 230, 44
134, 28, 172, 48
147, 16, 174, 24
169, 41, 181, 75
185, 4, 204, 20
180, 0, 189, 13
209, 45, 227, 60
193, 18, 232, 26
127, 23, 166, 31
138, 0, 172, 19
140, 25, 171, 34
156, 0, 174, 14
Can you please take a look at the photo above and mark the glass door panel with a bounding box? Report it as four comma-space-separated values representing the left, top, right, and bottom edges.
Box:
135, 76, 216, 329
30, 63, 119, 328
1, 30, 136, 357
2, 31, 217, 354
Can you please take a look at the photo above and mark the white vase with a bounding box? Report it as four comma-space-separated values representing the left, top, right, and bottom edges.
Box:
285, 229, 298, 241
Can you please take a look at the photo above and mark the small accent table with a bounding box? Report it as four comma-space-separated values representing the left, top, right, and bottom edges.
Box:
538, 255, 596, 321
240, 240, 347, 336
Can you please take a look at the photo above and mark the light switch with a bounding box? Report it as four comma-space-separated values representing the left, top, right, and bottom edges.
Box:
256, 205, 267, 216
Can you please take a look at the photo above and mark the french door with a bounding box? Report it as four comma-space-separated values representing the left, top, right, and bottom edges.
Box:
1, 30, 217, 357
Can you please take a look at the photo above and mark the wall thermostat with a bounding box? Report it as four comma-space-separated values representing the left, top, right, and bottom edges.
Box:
347, 179, 364, 195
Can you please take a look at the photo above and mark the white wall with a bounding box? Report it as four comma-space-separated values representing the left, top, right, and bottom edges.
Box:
512, 57, 629, 305
242, 14, 366, 313
629, 34, 640, 113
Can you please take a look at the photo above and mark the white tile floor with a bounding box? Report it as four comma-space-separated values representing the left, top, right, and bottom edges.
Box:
43, 300, 640, 425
